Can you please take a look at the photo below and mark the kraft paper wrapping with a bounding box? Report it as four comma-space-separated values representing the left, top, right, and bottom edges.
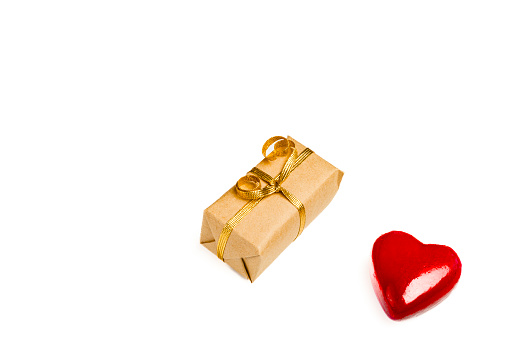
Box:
200, 137, 344, 282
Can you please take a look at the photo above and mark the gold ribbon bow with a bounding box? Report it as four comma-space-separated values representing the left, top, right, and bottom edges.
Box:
217, 136, 314, 261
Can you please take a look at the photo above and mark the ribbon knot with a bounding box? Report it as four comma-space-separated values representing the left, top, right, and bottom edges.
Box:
217, 136, 314, 261
272, 182, 281, 192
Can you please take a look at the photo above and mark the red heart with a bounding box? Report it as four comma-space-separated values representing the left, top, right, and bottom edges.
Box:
371, 231, 461, 320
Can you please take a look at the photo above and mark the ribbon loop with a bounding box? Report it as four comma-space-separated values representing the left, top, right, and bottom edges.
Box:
217, 136, 314, 261
236, 175, 261, 191
262, 136, 295, 161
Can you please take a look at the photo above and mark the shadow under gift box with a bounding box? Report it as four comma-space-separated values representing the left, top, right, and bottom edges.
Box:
200, 137, 344, 282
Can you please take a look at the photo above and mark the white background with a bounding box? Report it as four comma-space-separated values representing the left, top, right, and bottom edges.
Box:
1, 1, 507, 338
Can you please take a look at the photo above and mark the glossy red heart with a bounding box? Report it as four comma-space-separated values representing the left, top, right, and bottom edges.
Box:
371, 231, 461, 320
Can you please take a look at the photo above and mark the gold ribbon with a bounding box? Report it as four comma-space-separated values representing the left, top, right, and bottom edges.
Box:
217, 136, 314, 261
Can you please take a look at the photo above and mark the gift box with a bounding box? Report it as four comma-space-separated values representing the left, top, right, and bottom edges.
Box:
200, 136, 344, 282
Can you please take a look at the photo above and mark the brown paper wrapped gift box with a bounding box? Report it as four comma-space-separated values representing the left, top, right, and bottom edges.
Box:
200, 136, 344, 282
